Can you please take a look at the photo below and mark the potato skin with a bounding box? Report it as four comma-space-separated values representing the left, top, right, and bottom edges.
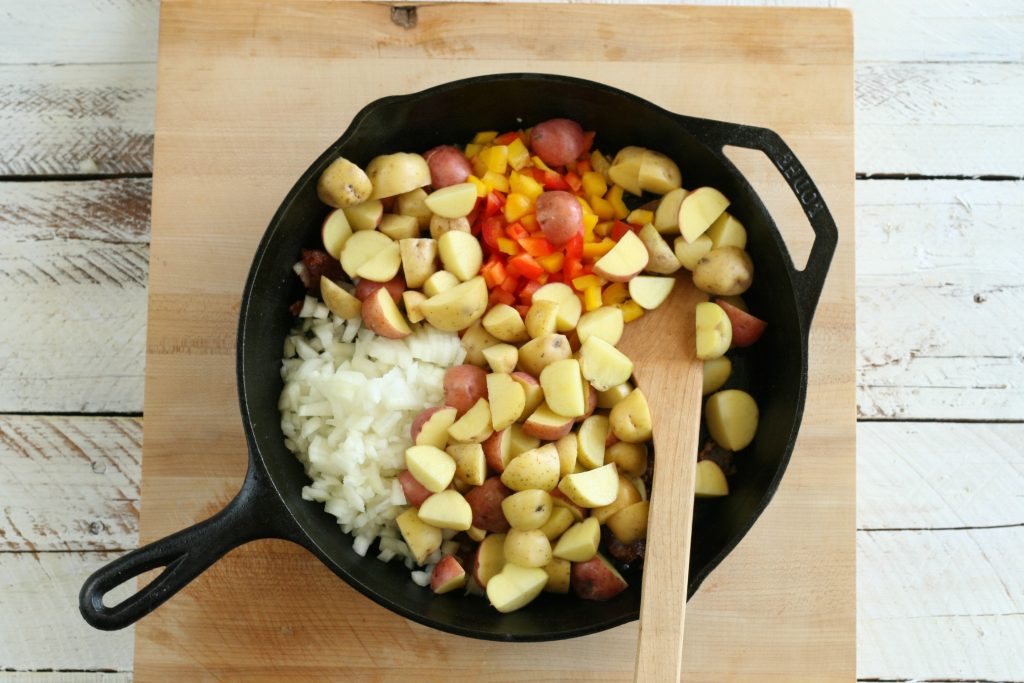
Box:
444, 364, 489, 415
530, 118, 586, 167
317, 157, 372, 208
692, 246, 754, 296
425, 145, 473, 189
465, 476, 514, 533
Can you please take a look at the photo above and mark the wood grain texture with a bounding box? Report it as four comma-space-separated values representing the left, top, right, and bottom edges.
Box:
856, 180, 1024, 420
0, 416, 140, 552
0, 552, 134, 672
0, 64, 155, 175
134, 2, 853, 681
0, 180, 149, 413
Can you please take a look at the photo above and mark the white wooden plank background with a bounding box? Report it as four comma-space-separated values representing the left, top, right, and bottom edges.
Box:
0, 0, 1021, 681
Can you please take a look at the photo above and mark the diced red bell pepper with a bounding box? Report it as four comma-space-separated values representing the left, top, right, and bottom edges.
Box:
610, 220, 636, 242
481, 258, 507, 289
576, 159, 593, 175
466, 198, 483, 229
532, 168, 571, 191
580, 131, 596, 156
515, 304, 532, 318
484, 191, 506, 219
493, 131, 520, 146
506, 222, 529, 242
564, 171, 583, 194
508, 253, 544, 280
518, 279, 543, 304
489, 288, 516, 307
563, 256, 585, 282
564, 233, 584, 260
499, 273, 521, 293
481, 216, 506, 251
518, 236, 555, 258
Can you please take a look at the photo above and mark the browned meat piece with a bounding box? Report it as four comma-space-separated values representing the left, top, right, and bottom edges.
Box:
300, 249, 345, 290
697, 440, 736, 476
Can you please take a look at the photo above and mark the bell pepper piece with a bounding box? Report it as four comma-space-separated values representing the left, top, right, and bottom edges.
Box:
583, 238, 616, 260
490, 289, 516, 307
564, 171, 583, 194
467, 174, 488, 198
520, 214, 539, 232
506, 222, 529, 242
581, 171, 608, 198
519, 280, 543, 304
610, 220, 636, 242
518, 236, 555, 258
493, 131, 520, 146
589, 195, 615, 221
483, 170, 510, 194
465, 143, 482, 159
480, 145, 509, 175
576, 159, 593, 175
627, 208, 654, 226
583, 214, 599, 240
572, 274, 603, 292
507, 138, 530, 171
602, 282, 629, 306
515, 304, 532, 318
583, 285, 603, 311
481, 259, 507, 288
497, 237, 520, 256
481, 216, 506, 251
473, 131, 498, 145
500, 273, 521, 293
484, 191, 506, 218
510, 171, 545, 201
619, 300, 646, 323
580, 131, 596, 155
606, 185, 629, 219
531, 155, 554, 172
565, 233, 584, 260
508, 254, 545, 280
537, 252, 565, 274
504, 193, 534, 223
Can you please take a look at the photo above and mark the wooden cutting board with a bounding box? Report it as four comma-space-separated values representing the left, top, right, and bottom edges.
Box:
137, 2, 854, 680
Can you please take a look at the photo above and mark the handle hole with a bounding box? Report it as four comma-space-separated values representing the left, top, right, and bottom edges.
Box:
723, 146, 815, 271
100, 565, 168, 609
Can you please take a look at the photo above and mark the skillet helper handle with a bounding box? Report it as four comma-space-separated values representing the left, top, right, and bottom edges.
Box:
80, 466, 292, 630
700, 121, 839, 325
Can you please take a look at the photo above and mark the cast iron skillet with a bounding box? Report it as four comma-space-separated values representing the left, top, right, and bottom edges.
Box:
80, 73, 836, 641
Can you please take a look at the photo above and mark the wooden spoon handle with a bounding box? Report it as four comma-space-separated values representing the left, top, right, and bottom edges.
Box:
633, 364, 703, 682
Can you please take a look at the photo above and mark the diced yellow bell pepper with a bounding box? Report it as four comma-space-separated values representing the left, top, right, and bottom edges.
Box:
619, 300, 646, 323
589, 195, 615, 221
572, 274, 603, 292
510, 171, 544, 201
576, 196, 595, 216
627, 209, 654, 226
590, 150, 611, 178
504, 193, 534, 222
584, 285, 603, 311
581, 171, 608, 198
480, 145, 509, 175
483, 170, 510, 194
465, 143, 482, 159
583, 238, 615, 260
497, 237, 520, 256
520, 214, 539, 232
532, 155, 554, 172
472, 155, 488, 179
602, 282, 629, 306
507, 138, 530, 171
595, 220, 614, 237
606, 185, 629, 220
473, 131, 498, 144
467, 174, 488, 198
537, 252, 564, 273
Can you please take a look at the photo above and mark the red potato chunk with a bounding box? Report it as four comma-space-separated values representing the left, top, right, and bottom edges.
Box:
536, 191, 584, 246
354, 274, 405, 304
398, 469, 433, 508
530, 118, 586, 167
443, 364, 488, 415
717, 300, 767, 348
425, 145, 473, 189
464, 476, 513, 533
571, 553, 628, 601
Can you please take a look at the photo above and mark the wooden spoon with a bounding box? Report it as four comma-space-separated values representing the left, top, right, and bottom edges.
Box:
617, 275, 706, 683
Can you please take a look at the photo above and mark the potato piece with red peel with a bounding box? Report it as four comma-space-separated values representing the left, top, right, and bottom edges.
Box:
578, 337, 634, 392
530, 118, 586, 168
483, 304, 530, 343
531, 283, 582, 332
539, 359, 586, 418
717, 300, 766, 347
706, 212, 747, 250
418, 489, 473, 531
510, 372, 544, 418
558, 463, 619, 508
398, 469, 432, 508
395, 508, 442, 564
343, 200, 384, 232
322, 208, 353, 258
593, 230, 649, 282
448, 397, 493, 444
425, 182, 478, 219
503, 528, 553, 568
692, 246, 754, 297
508, 423, 541, 457
405, 445, 456, 493
702, 356, 732, 396
355, 240, 401, 282
536, 190, 584, 246
399, 238, 438, 289
318, 157, 373, 208
637, 223, 682, 275
424, 145, 473, 189
552, 517, 601, 562
486, 563, 548, 613
522, 403, 575, 441
679, 186, 730, 243
419, 276, 488, 332
517, 333, 572, 377
607, 500, 650, 542
554, 433, 578, 479
575, 306, 624, 347
705, 389, 759, 451
460, 320, 500, 367
473, 532, 507, 587
501, 489, 553, 531
606, 441, 648, 478
501, 443, 561, 492
550, 488, 586, 522
482, 429, 513, 474
591, 474, 642, 524
607, 146, 645, 196
340, 230, 392, 280
367, 152, 431, 200
447, 443, 486, 487
525, 299, 559, 339
695, 459, 730, 497
543, 557, 572, 594
411, 406, 458, 449
443, 364, 488, 416
355, 274, 404, 303
361, 287, 411, 339
609, 389, 652, 443
486, 372, 526, 431
674, 233, 713, 271
482, 343, 518, 374
430, 555, 467, 594
596, 382, 632, 409
402, 290, 427, 323
576, 414, 609, 470
538, 506, 576, 542
396, 188, 433, 228
571, 552, 628, 601
578, 384, 598, 423
653, 187, 688, 234
320, 276, 361, 320
696, 301, 733, 360
628, 275, 676, 310
438, 230, 483, 281
465, 477, 513, 533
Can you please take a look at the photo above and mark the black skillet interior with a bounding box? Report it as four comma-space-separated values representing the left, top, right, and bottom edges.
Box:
238, 74, 833, 640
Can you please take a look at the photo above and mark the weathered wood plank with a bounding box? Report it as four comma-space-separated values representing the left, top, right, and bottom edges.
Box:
0, 416, 140, 552
857, 179, 1024, 420
0, 552, 134, 672
0, 63, 154, 176
0, 0, 158, 65
858, 526, 1024, 681
0, 179, 149, 413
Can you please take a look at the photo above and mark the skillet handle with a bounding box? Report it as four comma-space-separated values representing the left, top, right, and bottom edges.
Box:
80, 464, 296, 630
699, 121, 839, 324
